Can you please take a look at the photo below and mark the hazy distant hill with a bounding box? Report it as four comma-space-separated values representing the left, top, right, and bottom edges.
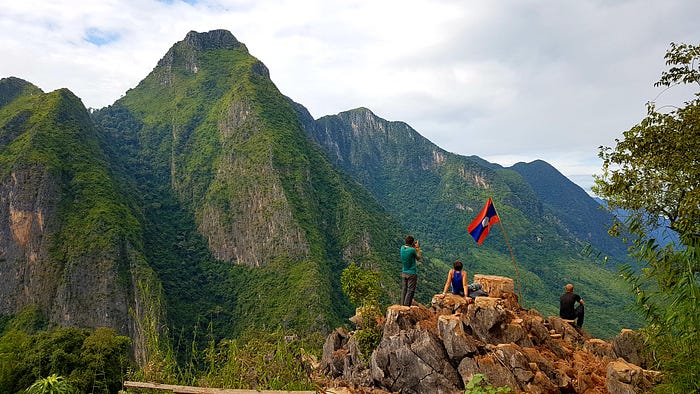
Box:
510, 159, 629, 261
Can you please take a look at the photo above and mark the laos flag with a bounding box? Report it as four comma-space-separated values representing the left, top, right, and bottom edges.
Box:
467, 197, 500, 245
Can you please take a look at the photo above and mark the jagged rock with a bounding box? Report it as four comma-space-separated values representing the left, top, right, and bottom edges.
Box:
458, 351, 521, 391
431, 293, 471, 315
612, 329, 648, 368
499, 322, 534, 348
320, 278, 661, 393
438, 314, 480, 361
606, 358, 643, 394
473, 274, 514, 297
520, 347, 556, 377
343, 337, 372, 386
382, 305, 431, 337
371, 328, 461, 394
521, 313, 552, 345
496, 344, 535, 384
320, 328, 349, 377
585, 338, 617, 359
527, 370, 561, 394
462, 297, 515, 344
548, 315, 588, 345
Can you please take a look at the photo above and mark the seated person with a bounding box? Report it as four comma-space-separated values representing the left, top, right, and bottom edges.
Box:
438, 260, 489, 301
559, 283, 585, 327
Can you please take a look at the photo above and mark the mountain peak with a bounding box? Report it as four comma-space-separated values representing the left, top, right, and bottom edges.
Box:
0, 77, 42, 109
183, 29, 241, 51
153, 29, 246, 82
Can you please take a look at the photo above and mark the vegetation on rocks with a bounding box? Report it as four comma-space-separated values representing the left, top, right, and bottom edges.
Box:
0, 321, 132, 393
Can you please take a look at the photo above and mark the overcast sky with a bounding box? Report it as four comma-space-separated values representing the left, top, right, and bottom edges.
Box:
1, 0, 697, 193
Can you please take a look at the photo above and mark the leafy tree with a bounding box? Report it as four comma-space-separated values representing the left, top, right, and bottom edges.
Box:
340, 262, 384, 359
593, 42, 700, 392
340, 262, 382, 307
0, 324, 132, 394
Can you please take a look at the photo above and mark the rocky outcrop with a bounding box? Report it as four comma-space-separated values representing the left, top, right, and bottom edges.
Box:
321, 275, 659, 393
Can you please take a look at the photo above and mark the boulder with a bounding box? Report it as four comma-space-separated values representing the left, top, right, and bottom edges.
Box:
437, 314, 480, 361
458, 352, 521, 391
473, 274, 514, 297
382, 305, 432, 337
371, 328, 462, 394
606, 358, 643, 394
431, 293, 471, 315
611, 329, 648, 368
462, 297, 513, 344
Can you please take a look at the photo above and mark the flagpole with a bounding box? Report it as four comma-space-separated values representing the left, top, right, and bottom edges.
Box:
491, 202, 524, 307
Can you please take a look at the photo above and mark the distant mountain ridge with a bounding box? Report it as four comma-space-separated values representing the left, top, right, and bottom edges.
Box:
510, 159, 628, 260
297, 106, 635, 335
0, 29, 637, 359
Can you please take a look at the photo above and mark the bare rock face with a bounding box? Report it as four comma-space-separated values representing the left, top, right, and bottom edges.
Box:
371, 325, 461, 394
611, 329, 648, 368
438, 314, 479, 361
0, 166, 61, 316
320, 274, 659, 394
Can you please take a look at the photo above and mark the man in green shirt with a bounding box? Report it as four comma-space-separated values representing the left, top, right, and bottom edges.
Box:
400, 235, 421, 306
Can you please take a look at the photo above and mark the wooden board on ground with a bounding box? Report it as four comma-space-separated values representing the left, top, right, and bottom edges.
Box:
123, 381, 316, 394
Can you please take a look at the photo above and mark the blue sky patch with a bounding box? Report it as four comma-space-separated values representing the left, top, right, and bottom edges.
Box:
158, 0, 198, 4
84, 28, 120, 46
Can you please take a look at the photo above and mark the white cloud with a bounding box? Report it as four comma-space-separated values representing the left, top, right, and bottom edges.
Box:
1, 0, 697, 192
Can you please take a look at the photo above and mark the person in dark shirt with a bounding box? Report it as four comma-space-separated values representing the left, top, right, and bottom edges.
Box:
559, 283, 584, 327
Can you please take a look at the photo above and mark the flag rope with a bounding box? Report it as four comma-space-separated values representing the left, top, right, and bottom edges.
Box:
492, 203, 523, 307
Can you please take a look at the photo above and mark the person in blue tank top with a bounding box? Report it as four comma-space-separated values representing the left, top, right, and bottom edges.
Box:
439, 260, 472, 303
438, 260, 490, 302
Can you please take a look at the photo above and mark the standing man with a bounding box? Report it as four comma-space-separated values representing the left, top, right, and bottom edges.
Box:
400, 235, 421, 306
559, 283, 585, 327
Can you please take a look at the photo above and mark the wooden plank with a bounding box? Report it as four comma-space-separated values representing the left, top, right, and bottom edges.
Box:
123, 381, 316, 394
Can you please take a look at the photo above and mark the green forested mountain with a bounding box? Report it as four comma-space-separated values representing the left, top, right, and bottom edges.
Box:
0, 28, 638, 376
0, 77, 165, 366
90, 30, 403, 341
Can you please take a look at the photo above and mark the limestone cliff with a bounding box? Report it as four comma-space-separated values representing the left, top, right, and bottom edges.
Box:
0, 79, 165, 364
